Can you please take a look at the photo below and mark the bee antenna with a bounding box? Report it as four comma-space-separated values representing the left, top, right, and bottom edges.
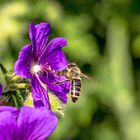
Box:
71, 61, 77, 65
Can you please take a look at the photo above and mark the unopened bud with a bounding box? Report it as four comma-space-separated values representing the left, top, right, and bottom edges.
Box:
13, 83, 28, 89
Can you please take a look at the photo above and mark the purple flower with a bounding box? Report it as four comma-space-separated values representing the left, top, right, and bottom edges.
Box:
0, 84, 2, 96
0, 106, 19, 118
14, 22, 70, 108
0, 106, 58, 140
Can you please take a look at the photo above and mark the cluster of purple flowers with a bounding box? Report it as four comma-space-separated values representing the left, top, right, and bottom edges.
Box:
0, 22, 70, 139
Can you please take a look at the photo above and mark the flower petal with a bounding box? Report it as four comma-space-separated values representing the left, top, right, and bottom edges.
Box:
29, 22, 37, 55
0, 84, 2, 96
40, 73, 70, 103
29, 22, 50, 58
0, 111, 17, 140
18, 106, 58, 140
39, 37, 68, 70
31, 75, 50, 109
14, 44, 32, 78
0, 106, 19, 118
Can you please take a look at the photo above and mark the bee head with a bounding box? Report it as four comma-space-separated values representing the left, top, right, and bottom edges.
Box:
68, 63, 77, 68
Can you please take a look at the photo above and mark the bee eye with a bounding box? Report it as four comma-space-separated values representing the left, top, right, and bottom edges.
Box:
68, 63, 77, 68
68, 64, 72, 68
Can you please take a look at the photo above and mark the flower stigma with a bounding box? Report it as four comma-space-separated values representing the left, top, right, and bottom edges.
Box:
31, 64, 42, 74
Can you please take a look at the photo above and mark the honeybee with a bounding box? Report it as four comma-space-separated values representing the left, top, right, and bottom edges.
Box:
55, 63, 89, 103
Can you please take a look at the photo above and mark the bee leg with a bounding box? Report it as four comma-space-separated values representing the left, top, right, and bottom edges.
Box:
80, 73, 90, 79
53, 79, 70, 84
55, 71, 62, 77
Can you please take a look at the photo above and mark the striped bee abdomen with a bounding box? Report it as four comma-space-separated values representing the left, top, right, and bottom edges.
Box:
71, 78, 81, 103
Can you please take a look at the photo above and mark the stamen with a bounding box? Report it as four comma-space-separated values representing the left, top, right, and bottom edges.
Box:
31, 64, 42, 74
41, 65, 54, 73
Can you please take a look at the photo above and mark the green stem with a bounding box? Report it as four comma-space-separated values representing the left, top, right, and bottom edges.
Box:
16, 91, 24, 103
11, 95, 18, 108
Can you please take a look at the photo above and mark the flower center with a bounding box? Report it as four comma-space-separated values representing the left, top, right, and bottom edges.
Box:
31, 64, 42, 74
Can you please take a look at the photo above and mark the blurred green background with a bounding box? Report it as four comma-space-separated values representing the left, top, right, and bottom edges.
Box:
0, 0, 140, 140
